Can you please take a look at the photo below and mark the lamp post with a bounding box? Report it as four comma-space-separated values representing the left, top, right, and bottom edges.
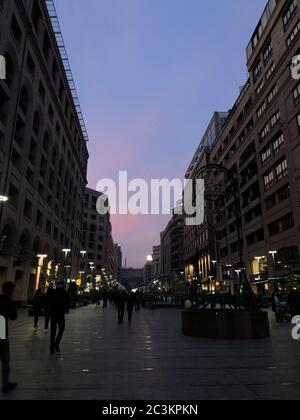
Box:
269, 250, 278, 277
235, 269, 242, 292
62, 249, 71, 286
36, 254, 48, 291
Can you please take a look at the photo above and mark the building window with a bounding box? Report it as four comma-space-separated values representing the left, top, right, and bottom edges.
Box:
261, 147, 271, 166
267, 84, 278, 103
253, 60, 262, 81
283, 0, 298, 31
260, 123, 270, 140
256, 79, 265, 96
287, 20, 300, 47
263, 41, 273, 64
266, 62, 275, 81
270, 110, 280, 128
10, 14, 22, 45
23, 199, 33, 219
293, 83, 300, 105
276, 159, 288, 181
264, 170, 275, 190
273, 133, 284, 154
269, 213, 294, 237
257, 101, 266, 118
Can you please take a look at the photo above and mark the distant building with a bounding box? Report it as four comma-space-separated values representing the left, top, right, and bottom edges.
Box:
152, 246, 160, 279
81, 188, 117, 286
160, 210, 185, 281
114, 244, 122, 280
120, 267, 144, 290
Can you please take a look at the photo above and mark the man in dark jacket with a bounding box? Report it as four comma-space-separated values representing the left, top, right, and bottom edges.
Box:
0, 281, 18, 394
49, 282, 69, 355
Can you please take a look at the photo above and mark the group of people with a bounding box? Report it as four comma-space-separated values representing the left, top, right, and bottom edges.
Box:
95, 288, 143, 325
0, 281, 69, 394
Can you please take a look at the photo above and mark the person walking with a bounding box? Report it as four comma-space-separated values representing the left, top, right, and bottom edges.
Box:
44, 285, 53, 331
32, 288, 44, 331
0, 282, 18, 394
116, 291, 126, 324
49, 282, 69, 355
127, 292, 135, 324
103, 289, 108, 309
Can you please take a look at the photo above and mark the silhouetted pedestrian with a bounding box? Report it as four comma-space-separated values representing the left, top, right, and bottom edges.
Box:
103, 289, 108, 309
49, 282, 69, 355
0, 282, 18, 394
127, 293, 135, 324
32, 288, 44, 331
134, 291, 141, 311
44, 285, 53, 331
116, 291, 126, 324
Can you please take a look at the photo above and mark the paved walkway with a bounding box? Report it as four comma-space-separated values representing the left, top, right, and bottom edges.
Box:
0, 305, 299, 400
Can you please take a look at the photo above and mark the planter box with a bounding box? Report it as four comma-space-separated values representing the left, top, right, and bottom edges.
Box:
182, 309, 270, 339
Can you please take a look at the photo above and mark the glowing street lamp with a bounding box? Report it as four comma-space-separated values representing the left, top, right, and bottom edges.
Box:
147, 255, 153, 262
35, 254, 48, 291
0, 196, 9, 202
62, 248, 71, 259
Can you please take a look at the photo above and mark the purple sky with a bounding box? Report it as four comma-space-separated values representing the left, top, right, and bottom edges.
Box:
56, 0, 267, 268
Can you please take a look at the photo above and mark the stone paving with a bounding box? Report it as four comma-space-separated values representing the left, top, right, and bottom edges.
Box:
0, 304, 299, 400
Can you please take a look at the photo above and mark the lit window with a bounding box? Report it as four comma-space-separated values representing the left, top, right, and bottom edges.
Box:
286, 20, 300, 46
293, 83, 300, 105
262, 148, 271, 166
264, 171, 275, 190
273, 134, 284, 154
268, 84, 278, 103
270, 110, 280, 127
276, 159, 288, 181
266, 62, 275, 80
283, 0, 298, 32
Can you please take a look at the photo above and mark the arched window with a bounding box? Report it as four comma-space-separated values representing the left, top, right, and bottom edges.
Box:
32, 111, 41, 135
43, 131, 50, 152
19, 85, 29, 115
51, 145, 58, 165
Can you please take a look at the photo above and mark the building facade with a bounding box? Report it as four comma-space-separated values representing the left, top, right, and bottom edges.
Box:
160, 210, 184, 281
0, 0, 89, 301
186, 0, 300, 294
120, 267, 144, 290
81, 188, 118, 287
152, 245, 160, 279
184, 112, 228, 288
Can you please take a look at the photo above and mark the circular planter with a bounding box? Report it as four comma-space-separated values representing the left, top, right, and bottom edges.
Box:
182, 309, 270, 339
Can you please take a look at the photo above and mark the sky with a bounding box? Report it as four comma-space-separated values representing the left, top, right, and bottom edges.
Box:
55, 0, 267, 268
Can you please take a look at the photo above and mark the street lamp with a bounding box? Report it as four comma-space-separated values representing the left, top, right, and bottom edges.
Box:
62, 248, 71, 259
36, 254, 48, 291
0, 196, 9, 202
62, 249, 71, 285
